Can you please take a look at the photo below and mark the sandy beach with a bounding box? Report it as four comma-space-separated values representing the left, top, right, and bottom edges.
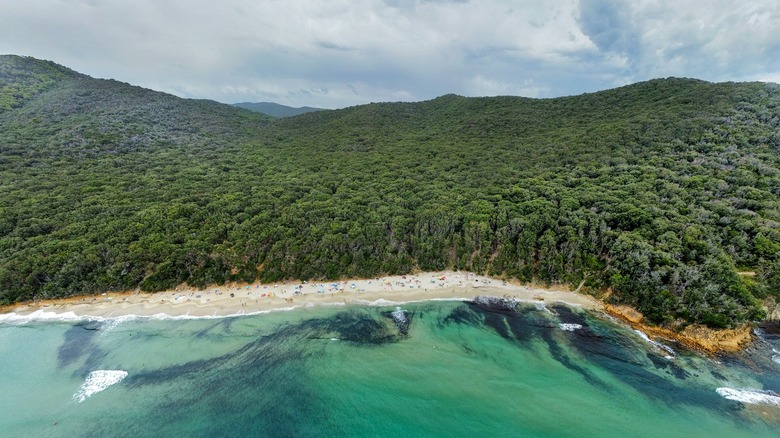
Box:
0, 271, 601, 320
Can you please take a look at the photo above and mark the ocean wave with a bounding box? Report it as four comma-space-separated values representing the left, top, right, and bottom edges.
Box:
351, 297, 471, 307
0, 309, 100, 324
633, 329, 676, 358
559, 323, 582, 331
533, 302, 552, 314
73, 370, 128, 403
716, 387, 780, 406
0, 307, 305, 325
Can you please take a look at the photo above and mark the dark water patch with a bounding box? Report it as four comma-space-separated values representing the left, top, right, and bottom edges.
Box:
550, 304, 588, 326
453, 302, 749, 417
57, 321, 102, 368
442, 304, 483, 326
383, 307, 411, 336
79, 348, 110, 377
307, 309, 401, 344
504, 312, 534, 343
99, 315, 339, 437
646, 353, 690, 380
732, 347, 780, 394
538, 327, 606, 387
128, 327, 305, 389
467, 301, 558, 341
472, 296, 518, 314
503, 306, 554, 344
468, 301, 607, 385
80, 322, 101, 331
552, 308, 647, 368
441, 303, 534, 364
127, 308, 404, 392
482, 312, 512, 340
93, 356, 326, 437
555, 308, 656, 376
715, 352, 768, 378
564, 315, 740, 414
710, 369, 727, 381
569, 326, 641, 366
191, 318, 236, 339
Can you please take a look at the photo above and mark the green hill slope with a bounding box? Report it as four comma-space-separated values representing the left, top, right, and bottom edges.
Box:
0, 55, 82, 112
2, 55, 780, 328
233, 101, 326, 117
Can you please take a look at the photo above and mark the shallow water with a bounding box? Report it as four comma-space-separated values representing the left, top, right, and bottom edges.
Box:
0, 301, 778, 437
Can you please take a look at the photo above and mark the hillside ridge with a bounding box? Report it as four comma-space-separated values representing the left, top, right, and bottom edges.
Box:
233, 101, 326, 118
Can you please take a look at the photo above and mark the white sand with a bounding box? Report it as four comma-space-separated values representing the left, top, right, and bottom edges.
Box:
2, 271, 601, 319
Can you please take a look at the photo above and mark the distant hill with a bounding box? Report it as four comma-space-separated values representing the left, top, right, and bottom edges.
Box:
233, 101, 326, 117
2, 54, 780, 329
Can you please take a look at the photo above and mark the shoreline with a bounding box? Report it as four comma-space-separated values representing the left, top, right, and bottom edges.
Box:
0, 271, 601, 320
0, 271, 757, 355
604, 304, 755, 355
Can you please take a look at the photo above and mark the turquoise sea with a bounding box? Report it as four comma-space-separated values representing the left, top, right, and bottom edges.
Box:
1, 299, 779, 437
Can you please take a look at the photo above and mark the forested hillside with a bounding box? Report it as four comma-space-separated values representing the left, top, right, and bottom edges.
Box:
2, 55, 780, 328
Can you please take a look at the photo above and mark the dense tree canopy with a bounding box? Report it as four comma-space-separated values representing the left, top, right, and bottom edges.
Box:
2, 55, 780, 327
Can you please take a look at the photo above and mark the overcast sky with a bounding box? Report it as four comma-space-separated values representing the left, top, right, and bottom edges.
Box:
1, 0, 779, 109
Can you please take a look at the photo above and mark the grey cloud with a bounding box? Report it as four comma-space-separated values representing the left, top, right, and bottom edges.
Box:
0, 0, 779, 108
577, 0, 639, 57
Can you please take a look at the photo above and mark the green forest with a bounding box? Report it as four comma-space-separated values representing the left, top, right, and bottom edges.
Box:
2, 54, 780, 328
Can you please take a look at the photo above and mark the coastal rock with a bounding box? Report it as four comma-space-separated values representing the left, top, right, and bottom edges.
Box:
604, 304, 644, 324
604, 304, 755, 354
680, 324, 754, 353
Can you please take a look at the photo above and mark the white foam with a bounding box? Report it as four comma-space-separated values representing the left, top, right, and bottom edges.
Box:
535, 302, 553, 314
716, 387, 780, 406
633, 329, 676, 357
391, 306, 408, 325
0, 307, 305, 326
0, 310, 101, 324
772, 355, 780, 365
73, 370, 128, 403
426, 297, 473, 303
559, 323, 582, 332
351, 297, 471, 307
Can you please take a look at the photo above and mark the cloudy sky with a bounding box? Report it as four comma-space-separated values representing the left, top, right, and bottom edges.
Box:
1, 0, 779, 108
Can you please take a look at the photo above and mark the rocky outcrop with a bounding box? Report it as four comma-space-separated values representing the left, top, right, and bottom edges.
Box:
604, 304, 755, 354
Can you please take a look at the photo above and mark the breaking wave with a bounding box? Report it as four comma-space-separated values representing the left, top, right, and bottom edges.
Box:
73, 370, 128, 403
0, 310, 90, 324
716, 387, 780, 407
0, 308, 299, 325
633, 329, 676, 358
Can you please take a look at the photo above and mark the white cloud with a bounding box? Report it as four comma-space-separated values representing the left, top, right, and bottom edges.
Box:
0, 0, 779, 107
467, 75, 546, 98
577, 0, 780, 83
